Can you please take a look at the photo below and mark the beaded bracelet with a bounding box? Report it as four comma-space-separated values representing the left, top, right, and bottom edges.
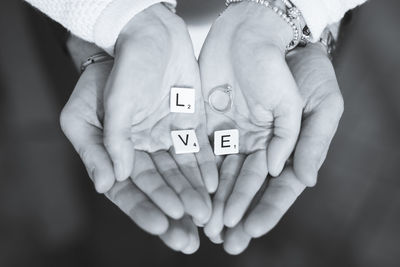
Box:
283, 0, 312, 46
225, 0, 306, 51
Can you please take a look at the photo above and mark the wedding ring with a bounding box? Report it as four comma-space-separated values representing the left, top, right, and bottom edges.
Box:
208, 84, 234, 114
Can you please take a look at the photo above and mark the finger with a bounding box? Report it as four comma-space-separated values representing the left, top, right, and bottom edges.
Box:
223, 223, 252, 255
105, 180, 169, 235
192, 218, 204, 227
204, 154, 245, 238
103, 68, 135, 182
293, 90, 344, 187
171, 152, 212, 210
267, 100, 302, 177
131, 151, 184, 219
224, 150, 268, 227
180, 216, 200, 254
243, 167, 306, 238
60, 112, 114, 193
103, 127, 135, 182
152, 151, 211, 224
160, 217, 191, 252
208, 232, 224, 244
195, 131, 219, 193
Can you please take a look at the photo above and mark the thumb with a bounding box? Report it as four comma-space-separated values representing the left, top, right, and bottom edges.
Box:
293, 90, 344, 186
103, 98, 135, 182
267, 98, 302, 177
60, 111, 115, 193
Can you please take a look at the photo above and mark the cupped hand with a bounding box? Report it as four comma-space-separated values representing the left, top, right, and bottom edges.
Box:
65, 3, 218, 223
60, 55, 200, 253
200, 1, 303, 233
217, 43, 344, 254
107, 180, 200, 254
103, 3, 218, 202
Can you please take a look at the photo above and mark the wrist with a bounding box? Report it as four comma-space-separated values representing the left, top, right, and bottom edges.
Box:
115, 3, 176, 52
67, 35, 105, 70
94, 1, 177, 54
226, 1, 293, 51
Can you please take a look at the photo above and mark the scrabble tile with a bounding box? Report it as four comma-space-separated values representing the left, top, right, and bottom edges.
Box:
171, 130, 200, 154
214, 129, 239, 156
170, 87, 195, 113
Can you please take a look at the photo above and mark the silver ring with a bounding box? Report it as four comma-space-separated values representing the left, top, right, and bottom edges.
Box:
80, 52, 113, 73
208, 84, 234, 114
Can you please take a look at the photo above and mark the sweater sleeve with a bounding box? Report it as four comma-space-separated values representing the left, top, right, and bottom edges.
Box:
291, 0, 367, 41
25, 0, 177, 54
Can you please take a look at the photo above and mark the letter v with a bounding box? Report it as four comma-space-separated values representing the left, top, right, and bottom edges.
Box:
178, 134, 189, 146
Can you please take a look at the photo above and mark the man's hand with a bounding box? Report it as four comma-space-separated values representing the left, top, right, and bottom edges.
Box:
200, 1, 304, 234
103, 4, 218, 204
288, 43, 344, 186
107, 180, 200, 254
212, 43, 344, 254
60, 56, 201, 253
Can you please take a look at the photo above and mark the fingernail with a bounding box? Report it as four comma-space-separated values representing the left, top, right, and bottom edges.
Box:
114, 161, 125, 181
193, 218, 205, 227
210, 235, 224, 244
224, 216, 239, 228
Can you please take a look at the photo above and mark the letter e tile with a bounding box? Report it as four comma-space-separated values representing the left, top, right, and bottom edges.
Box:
214, 129, 239, 156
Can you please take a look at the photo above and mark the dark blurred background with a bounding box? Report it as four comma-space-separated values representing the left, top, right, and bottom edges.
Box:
0, 0, 399, 266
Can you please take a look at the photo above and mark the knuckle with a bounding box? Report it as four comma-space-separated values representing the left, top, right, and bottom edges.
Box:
107, 180, 131, 202
240, 168, 266, 184
150, 184, 169, 198
335, 94, 345, 116
325, 92, 345, 119
274, 123, 299, 140
134, 168, 159, 183
179, 186, 196, 198
325, 88, 344, 114
78, 146, 92, 164
59, 106, 75, 135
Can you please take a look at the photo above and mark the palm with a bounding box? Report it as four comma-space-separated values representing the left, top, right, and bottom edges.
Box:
61, 60, 204, 253
126, 55, 206, 153
201, 41, 281, 154
102, 5, 218, 197
220, 44, 344, 255
199, 3, 303, 230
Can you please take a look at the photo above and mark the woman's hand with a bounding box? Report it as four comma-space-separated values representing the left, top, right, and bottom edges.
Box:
102, 4, 218, 201
66, 3, 218, 224
200, 1, 304, 234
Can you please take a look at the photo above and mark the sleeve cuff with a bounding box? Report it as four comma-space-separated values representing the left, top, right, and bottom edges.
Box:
94, 0, 177, 54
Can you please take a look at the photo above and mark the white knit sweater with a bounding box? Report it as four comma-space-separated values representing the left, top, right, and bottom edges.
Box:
25, 0, 177, 54
25, 0, 366, 53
